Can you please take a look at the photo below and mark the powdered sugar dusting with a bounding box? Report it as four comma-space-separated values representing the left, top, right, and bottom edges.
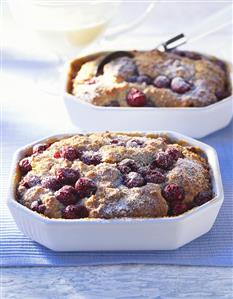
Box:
17, 132, 212, 219
167, 158, 210, 202
71, 49, 229, 107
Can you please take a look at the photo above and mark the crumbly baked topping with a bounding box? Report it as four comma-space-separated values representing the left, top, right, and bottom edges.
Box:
16, 132, 212, 219
70, 50, 231, 107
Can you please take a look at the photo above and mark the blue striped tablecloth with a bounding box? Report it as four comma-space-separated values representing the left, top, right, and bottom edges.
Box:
1, 120, 232, 267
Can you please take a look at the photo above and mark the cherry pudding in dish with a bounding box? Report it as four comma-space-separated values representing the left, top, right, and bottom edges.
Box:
16, 132, 213, 219
68, 49, 231, 107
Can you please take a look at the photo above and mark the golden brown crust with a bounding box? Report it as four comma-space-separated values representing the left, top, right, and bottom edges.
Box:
86, 184, 168, 218
71, 50, 230, 107
16, 132, 212, 219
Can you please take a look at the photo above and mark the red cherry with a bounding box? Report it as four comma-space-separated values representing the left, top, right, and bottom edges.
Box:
127, 88, 147, 107
60, 146, 78, 161
63, 205, 89, 219
171, 77, 191, 94
162, 184, 185, 202
54, 151, 61, 158
75, 178, 97, 199
19, 158, 32, 175
55, 185, 78, 205
124, 172, 145, 188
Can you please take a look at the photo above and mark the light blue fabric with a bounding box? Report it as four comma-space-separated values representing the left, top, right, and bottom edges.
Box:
1, 121, 232, 267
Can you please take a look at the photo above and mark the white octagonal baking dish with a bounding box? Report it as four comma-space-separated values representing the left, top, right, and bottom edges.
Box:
63, 50, 232, 138
7, 131, 223, 251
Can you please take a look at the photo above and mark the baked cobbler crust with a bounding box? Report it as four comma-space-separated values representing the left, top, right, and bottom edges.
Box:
69, 50, 231, 107
16, 133, 212, 219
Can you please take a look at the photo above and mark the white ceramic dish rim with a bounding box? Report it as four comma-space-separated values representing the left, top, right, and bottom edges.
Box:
63, 50, 233, 111
7, 131, 224, 225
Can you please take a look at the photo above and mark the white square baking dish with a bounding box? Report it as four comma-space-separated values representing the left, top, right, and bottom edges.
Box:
7, 131, 223, 251
63, 50, 232, 138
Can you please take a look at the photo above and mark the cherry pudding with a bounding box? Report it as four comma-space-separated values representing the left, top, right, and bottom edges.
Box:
71, 50, 231, 108
16, 132, 213, 219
